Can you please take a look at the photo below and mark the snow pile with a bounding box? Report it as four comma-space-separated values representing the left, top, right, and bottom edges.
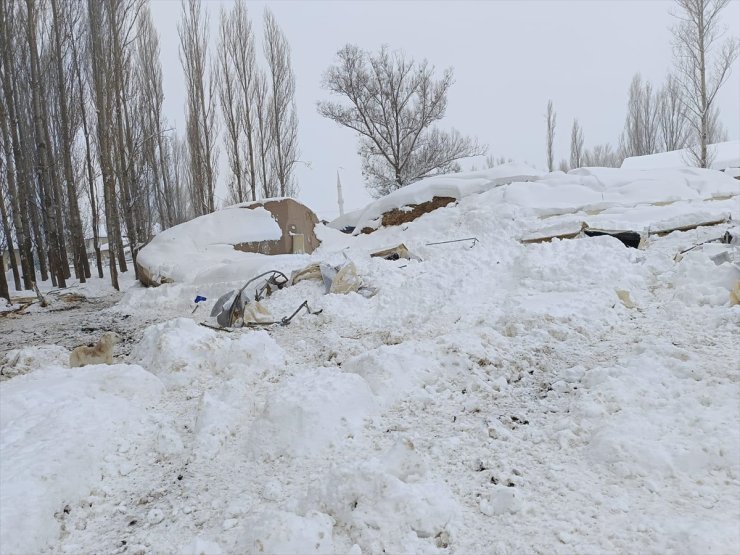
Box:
621, 139, 740, 171
501, 166, 738, 219
130, 317, 285, 389
0, 344, 69, 381
0, 364, 163, 554
345, 162, 545, 233
306, 440, 460, 553
659, 246, 740, 306
575, 334, 740, 552
136, 206, 282, 285
248, 367, 376, 457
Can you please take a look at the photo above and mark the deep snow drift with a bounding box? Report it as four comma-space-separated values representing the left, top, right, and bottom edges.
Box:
1, 166, 739, 555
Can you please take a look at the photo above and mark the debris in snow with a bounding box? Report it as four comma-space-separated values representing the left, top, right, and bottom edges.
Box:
731, 281, 740, 306
290, 263, 323, 285
320, 260, 378, 297
584, 228, 644, 249
370, 243, 422, 261
616, 289, 637, 309
426, 236, 479, 248
210, 271, 289, 328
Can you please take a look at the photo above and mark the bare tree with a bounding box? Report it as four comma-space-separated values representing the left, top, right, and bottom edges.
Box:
546, 99, 556, 172
319, 45, 484, 197
137, 5, 179, 230
179, 0, 218, 215
620, 73, 660, 158
0, 0, 34, 290
216, 6, 245, 204
26, 0, 67, 287
486, 154, 514, 168
657, 73, 690, 152
583, 143, 622, 167
254, 69, 275, 198
569, 119, 584, 169
232, 1, 261, 200
87, 0, 120, 290
264, 8, 298, 197
672, 0, 738, 167
50, 0, 89, 282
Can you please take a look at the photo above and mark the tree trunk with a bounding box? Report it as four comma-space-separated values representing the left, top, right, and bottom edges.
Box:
50, 0, 88, 282
87, 0, 118, 290
26, 0, 66, 288
0, 184, 20, 291
698, 7, 708, 169
0, 252, 9, 302
0, 0, 35, 289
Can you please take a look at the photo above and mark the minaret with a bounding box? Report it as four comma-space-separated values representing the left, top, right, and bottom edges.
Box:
336, 170, 345, 217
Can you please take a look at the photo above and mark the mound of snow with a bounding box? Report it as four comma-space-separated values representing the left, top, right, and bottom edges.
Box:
248, 367, 376, 457
350, 162, 545, 233
0, 364, 163, 554
341, 341, 449, 406
0, 345, 69, 380
306, 439, 460, 553
621, 140, 740, 171
130, 318, 285, 389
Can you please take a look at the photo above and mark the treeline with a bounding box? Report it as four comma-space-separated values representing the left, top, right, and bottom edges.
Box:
545, 0, 737, 173
0, 0, 298, 299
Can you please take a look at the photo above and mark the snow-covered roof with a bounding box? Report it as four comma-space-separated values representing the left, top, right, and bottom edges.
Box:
136, 206, 283, 285
621, 140, 740, 171
345, 162, 546, 233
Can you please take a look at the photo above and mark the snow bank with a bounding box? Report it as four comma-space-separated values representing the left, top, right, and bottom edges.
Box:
136, 206, 282, 285
350, 162, 545, 233
621, 140, 740, 171
0, 364, 163, 554
502, 166, 738, 218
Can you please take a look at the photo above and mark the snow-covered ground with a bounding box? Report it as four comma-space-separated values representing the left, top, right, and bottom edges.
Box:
1, 168, 739, 554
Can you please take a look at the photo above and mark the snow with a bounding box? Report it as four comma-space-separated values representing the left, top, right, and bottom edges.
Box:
136, 206, 282, 285
347, 162, 545, 233
2, 165, 739, 554
621, 140, 740, 171
0, 364, 163, 554
500, 166, 738, 218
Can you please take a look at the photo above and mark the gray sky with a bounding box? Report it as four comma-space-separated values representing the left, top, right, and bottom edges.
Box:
150, 0, 740, 220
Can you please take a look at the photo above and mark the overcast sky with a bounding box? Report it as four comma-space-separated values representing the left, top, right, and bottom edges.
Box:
150, 0, 740, 220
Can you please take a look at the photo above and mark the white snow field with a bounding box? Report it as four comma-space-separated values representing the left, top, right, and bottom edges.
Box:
1, 166, 739, 555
